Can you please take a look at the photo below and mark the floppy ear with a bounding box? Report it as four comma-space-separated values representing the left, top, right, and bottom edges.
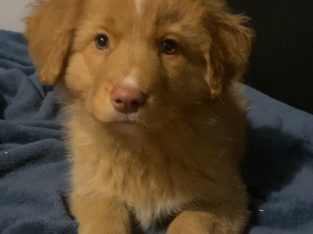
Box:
25, 0, 81, 85
204, 5, 253, 98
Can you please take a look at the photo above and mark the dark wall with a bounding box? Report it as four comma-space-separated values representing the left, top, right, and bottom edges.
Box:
227, 0, 313, 113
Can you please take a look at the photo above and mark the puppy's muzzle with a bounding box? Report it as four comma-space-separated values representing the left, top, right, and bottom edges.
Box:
110, 83, 147, 114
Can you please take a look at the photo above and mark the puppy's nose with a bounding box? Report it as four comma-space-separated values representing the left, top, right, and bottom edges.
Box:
110, 84, 146, 114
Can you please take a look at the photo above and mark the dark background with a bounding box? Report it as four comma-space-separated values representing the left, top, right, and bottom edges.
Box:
227, 0, 313, 114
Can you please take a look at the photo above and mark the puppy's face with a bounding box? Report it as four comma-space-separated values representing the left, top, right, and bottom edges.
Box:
67, 0, 211, 128
26, 0, 252, 130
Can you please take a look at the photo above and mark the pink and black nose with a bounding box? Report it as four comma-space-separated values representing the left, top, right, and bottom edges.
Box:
110, 84, 146, 114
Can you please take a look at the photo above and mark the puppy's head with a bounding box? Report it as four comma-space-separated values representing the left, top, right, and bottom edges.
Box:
26, 0, 253, 130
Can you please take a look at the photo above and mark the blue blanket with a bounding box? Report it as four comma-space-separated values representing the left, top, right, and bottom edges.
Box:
0, 30, 312, 234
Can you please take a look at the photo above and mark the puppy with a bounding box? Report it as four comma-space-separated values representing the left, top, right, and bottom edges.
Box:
26, 0, 253, 233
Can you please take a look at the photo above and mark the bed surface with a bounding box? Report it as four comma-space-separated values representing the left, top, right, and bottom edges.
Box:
0, 30, 313, 234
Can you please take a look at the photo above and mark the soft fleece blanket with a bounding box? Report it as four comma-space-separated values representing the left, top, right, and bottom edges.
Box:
0, 30, 312, 234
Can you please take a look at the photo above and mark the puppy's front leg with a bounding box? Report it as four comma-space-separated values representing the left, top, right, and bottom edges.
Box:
71, 193, 131, 234
167, 204, 248, 234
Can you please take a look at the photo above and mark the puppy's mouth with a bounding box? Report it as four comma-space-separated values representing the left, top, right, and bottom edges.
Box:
106, 113, 147, 129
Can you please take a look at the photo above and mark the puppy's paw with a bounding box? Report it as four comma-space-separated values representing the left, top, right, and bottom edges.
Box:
71, 194, 132, 234
166, 209, 247, 234
167, 222, 234, 234
79, 223, 131, 234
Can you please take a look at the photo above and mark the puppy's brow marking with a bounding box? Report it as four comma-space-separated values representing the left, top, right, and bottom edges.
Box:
122, 69, 139, 88
134, 0, 144, 14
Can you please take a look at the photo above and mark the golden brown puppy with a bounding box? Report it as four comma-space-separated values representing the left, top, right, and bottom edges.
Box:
26, 0, 253, 233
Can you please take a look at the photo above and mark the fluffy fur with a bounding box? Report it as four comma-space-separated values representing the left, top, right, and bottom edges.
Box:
25, 0, 253, 233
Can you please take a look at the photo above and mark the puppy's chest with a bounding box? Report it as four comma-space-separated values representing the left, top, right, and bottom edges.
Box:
97, 155, 193, 228
124, 181, 188, 230
129, 197, 184, 230
73, 134, 210, 228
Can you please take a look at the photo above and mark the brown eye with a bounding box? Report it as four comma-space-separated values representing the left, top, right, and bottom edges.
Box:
160, 39, 178, 55
95, 34, 109, 50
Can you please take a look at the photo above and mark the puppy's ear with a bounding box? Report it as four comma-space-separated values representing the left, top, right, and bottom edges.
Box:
25, 0, 81, 85
204, 5, 253, 98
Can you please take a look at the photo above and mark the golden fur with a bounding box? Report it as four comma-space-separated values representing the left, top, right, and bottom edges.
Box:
25, 0, 253, 233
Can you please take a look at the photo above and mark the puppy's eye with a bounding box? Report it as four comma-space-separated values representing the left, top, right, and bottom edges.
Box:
95, 34, 110, 50
160, 39, 178, 55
